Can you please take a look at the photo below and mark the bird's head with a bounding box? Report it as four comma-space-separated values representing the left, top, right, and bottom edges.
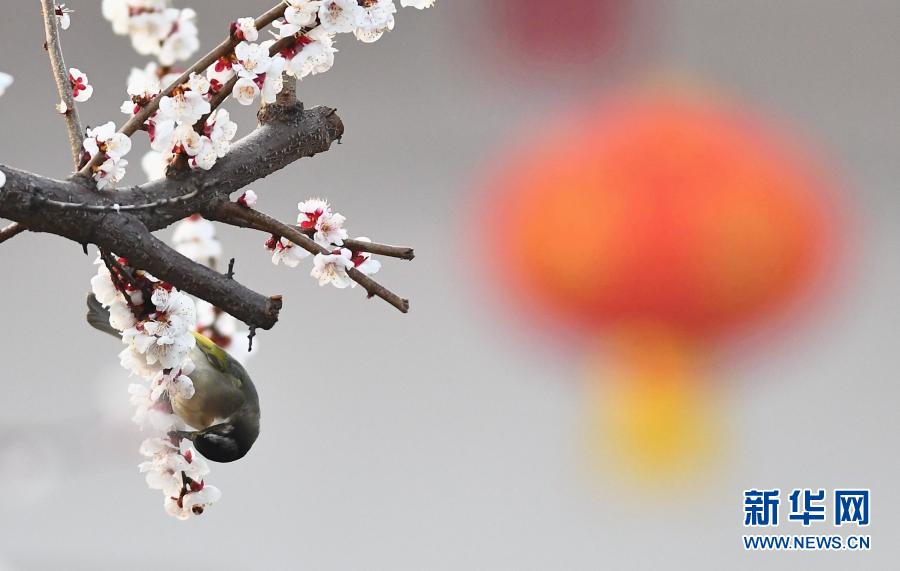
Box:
193, 415, 259, 463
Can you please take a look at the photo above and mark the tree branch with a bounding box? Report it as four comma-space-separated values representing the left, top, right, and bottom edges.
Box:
298, 229, 415, 260
94, 215, 283, 329
0, 102, 346, 327
40, 0, 84, 169
0, 222, 27, 244
206, 201, 410, 314
1, 105, 343, 225
77, 2, 289, 178
19, 0, 85, 246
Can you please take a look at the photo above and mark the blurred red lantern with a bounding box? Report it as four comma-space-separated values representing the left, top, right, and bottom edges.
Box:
482, 90, 841, 343
476, 88, 844, 485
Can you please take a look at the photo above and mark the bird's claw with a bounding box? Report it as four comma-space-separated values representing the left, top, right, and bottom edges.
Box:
168, 430, 197, 442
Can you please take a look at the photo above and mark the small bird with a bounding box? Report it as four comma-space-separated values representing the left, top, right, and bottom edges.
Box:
87, 294, 260, 463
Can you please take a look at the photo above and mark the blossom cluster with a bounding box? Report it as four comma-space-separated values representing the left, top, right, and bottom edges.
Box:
82, 122, 132, 189
266, 198, 382, 288
91, 258, 221, 518
102, 0, 200, 66
116, 63, 239, 181
264, 0, 437, 84
87, 0, 437, 189
213, 38, 287, 107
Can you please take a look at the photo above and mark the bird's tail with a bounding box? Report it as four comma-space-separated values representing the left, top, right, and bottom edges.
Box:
86, 293, 121, 338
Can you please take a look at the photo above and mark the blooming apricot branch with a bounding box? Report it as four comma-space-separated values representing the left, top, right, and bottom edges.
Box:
0, 0, 431, 518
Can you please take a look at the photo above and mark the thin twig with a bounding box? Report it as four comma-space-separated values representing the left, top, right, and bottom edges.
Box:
40, 0, 84, 169
0, 222, 26, 244
28, 0, 84, 246
77, 2, 289, 177
209, 201, 411, 313
298, 229, 415, 260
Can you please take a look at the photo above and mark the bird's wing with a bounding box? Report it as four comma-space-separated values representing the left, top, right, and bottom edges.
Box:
171, 332, 249, 430
85, 293, 121, 338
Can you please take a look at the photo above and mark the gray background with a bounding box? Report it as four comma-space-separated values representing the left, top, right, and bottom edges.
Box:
0, 1, 897, 569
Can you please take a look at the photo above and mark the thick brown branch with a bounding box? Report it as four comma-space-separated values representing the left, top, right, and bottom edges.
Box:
92, 214, 282, 329
2, 106, 343, 228
77, 2, 288, 177
206, 201, 410, 314
40, 0, 84, 169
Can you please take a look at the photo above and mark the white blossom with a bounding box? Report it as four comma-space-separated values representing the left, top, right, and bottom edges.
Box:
103, 3, 199, 65
314, 211, 348, 247
285, 0, 321, 27
233, 17, 258, 42
286, 28, 337, 79
172, 216, 222, 263
318, 0, 358, 34
0, 72, 11, 98
267, 238, 309, 267
207, 109, 237, 157
151, 121, 203, 157
192, 136, 218, 170
140, 439, 208, 497
273, 18, 303, 39
261, 56, 287, 104
55, 4, 74, 30
69, 68, 93, 102
127, 65, 162, 99
150, 361, 196, 401
206, 57, 236, 89
354, 0, 396, 43
233, 77, 260, 106
83, 122, 132, 160
158, 90, 210, 126
186, 72, 211, 96
234, 41, 275, 79
400, 0, 436, 8
298, 198, 347, 246
349, 237, 382, 280
159, 9, 200, 66
120, 286, 197, 374
311, 250, 354, 288
166, 484, 221, 519
142, 151, 167, 181
95, 157, 128, 190
121, 63, 170, 115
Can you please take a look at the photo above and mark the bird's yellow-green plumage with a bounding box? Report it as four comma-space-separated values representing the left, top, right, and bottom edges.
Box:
173, 332, 251, 431
86, 293, 261, 463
